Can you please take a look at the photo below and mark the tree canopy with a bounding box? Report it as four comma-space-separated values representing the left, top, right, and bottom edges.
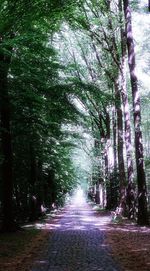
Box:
0, 0, 150, 231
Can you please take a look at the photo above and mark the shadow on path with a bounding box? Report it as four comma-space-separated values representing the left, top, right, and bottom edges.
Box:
31, 194, 122, 271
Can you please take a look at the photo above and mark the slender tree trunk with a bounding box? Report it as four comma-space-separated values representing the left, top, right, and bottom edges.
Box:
29, 144, 37, 190
114, 80, 126, 214
48, 169, 56, 207
112, 106, 117, 172
0, 50, 16, 231
111, 106, 119, 208
28, 144, 39, 221
149, 0, 150, 12
123, 0, 149, 225
95, 181, 100, 204
37, 160, 44, 203
104, 147, 109, 180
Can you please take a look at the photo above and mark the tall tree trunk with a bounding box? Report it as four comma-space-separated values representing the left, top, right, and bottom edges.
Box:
119, 0, 135, 218
123, 0, 149, 225
111, 106, 119, 208
115, 80, 126, 214
120, 58, 135, 217
0, 50, 16, 231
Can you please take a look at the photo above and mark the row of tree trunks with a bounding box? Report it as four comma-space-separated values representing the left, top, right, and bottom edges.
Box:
76, 17, 129, 214
88, 41, 127, 212
70, 0, 149, 225
89, 179, 105, 209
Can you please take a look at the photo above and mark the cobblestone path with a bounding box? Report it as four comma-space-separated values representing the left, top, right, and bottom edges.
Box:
31, 195, 122, 271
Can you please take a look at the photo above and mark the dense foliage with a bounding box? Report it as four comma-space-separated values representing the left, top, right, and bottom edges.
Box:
0, 0, 150, 231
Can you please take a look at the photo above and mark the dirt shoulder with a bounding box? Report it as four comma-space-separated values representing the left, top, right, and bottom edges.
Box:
104, 219, 150, 271
0, 229, 49, 271
86, 205, 150, 270
0, 209, 66, 271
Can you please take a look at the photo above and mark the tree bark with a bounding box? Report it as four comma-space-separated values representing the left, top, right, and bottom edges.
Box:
112, 106, 117, 172
121, 56, 136, 218
119, 0, 135, 218
95, 181, 100, 204
123, 0, 149, 225
114, 80, 126, 214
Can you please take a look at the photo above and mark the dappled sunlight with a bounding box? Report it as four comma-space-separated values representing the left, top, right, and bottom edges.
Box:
105, 223, 150, 234
22, 190, 150, 271
34, 200, 112, 232
31, 201, 122, 271
23, 203, 150, 235
22, 223, 36, 229
29, 198, 150, 271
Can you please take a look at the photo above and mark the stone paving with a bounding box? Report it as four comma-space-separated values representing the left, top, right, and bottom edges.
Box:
31, 194, 122, 271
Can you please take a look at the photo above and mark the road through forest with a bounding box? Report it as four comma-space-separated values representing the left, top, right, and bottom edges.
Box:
31, 190, 122, 271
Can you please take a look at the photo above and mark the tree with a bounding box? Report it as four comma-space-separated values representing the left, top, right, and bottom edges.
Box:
0, 0, 83, 231
118, 0, 135, 218
1, 0, 149, 229
123, 0, 149, 225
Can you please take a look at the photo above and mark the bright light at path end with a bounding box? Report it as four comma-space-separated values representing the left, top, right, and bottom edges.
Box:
72, 187, 86, 206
